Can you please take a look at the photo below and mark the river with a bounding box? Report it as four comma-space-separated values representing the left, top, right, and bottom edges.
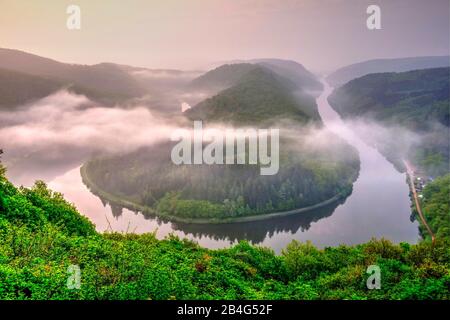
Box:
6, 80, 420, 253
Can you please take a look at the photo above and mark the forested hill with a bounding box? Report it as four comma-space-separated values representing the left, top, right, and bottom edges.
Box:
327, 56, 450, 87
329, 68, 449, 128
0, 67, 141, 109
0, 68, 62, 109
417, 174, 450, 240
192, 59, 322, 92
328, 67, 450, 176
186, 64, 320, 125
250, 59, 323, 91
189, 63, 259, 91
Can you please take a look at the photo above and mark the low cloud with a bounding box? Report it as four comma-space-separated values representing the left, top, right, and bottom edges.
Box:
0, 90, 179, 157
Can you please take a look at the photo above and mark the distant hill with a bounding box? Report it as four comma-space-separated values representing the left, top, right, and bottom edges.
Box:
0, 67, 144, 109
189, 63, 258, 92
186, 64, 319, 125
0, 68, 63, 109
327, 56, 450, 87
328, 67, 450, 176
192, 59, 322, 92
250, 59, 323, 91
328, 68, 449, 128
118, 64, 202, 88
0, 48, 145, 103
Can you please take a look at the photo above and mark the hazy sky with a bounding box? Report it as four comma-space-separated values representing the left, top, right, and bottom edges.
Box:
0, 0, 449, 72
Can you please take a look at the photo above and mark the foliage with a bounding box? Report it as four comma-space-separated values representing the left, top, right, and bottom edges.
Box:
0, 174, 448, 300
83, 137, 359, 220
0, 150, 5, 177
186, 65, 319, 125
417, 174, 450, 240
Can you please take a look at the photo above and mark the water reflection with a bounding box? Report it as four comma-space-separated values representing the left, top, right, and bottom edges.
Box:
168, 199, 346, 243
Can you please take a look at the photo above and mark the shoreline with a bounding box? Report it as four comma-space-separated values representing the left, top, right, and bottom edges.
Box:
80, 164, 348, 225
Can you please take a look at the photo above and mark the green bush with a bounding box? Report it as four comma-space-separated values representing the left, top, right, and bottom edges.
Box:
0, 171, 449, 300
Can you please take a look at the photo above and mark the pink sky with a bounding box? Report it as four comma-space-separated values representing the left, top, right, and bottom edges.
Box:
1, 0, 448, 72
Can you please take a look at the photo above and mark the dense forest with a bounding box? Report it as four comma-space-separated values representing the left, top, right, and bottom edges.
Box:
186, 64, 320, 125
415, 174, 450, 240
83, 135, 359, 221
328, 67, 450, 177
0, 157, 448, 300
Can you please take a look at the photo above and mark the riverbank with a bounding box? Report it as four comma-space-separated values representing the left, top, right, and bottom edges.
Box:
404, 160, 436, 244
80, 164, 349, 224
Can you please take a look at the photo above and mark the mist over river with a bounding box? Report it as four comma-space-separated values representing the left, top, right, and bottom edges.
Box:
5, 81, 419, 253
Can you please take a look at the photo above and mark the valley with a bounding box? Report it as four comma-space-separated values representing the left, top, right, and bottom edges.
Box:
0, 0, 448, 302
0, 50, 430, 251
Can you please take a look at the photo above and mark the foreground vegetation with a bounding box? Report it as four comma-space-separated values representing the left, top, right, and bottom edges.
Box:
416, 174, 450, 240
0, 158, 448, 299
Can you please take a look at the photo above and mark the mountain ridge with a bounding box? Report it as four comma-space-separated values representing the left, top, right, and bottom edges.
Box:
186, 64, 319, 125
327, 56, 450, 87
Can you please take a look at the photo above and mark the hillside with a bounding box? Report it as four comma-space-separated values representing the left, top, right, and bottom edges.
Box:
0, 162, 448, 300
0, 48, 145, 103
327, 56, 450, 87
251, 59, 323, 92
0, 68, 62, 109
82, 136, 359, 222
0, 67, 142, 109
191, 59, 322, 93
416, 174, 450, 240
189, 63, 259, 92
328, 67, 450, 176
186, 65, 319, 125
